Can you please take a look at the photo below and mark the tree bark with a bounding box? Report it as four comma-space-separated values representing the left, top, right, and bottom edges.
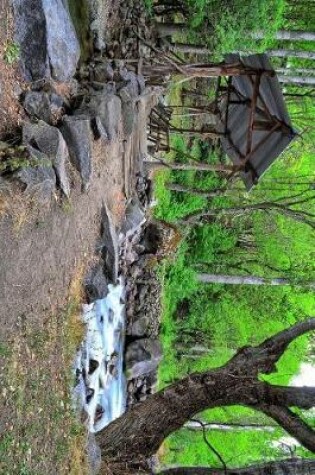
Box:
197, 273, 315, 288
144, 159, 235, 173
267, 49, 315, 60
276, 68, 315, 76
180, 199, 315, 229
277, 75, 315, 86
159, 459, 315, 475
254, 30, 315, 41
97, 319, 315, 462
185, 420, 276, 432
168, 42, 211, 55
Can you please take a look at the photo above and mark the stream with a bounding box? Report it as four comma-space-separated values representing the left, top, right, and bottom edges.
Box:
74, 278, 127, 433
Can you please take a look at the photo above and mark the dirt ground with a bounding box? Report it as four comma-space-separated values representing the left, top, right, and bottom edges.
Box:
0, 1, 25, 139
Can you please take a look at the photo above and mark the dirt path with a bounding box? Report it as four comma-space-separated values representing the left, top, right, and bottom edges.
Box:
0, 134, 125, 339
0, 1, 25, 138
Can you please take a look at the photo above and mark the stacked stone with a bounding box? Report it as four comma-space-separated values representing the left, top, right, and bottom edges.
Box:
106, 1, 154, 60
119, 220, 163, 408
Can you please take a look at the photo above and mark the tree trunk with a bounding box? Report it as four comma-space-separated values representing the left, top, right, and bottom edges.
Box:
168, 42, 211, 55
254, 30, 315, 41
180, 199, 315, 230
277, 75, 315, 85
185, 420, 276, 432
157, 23, 189, 38
97, 319, 315, 463
144, 159, 235, 173
276, 68, 315, 76
267, 49, 315, 60
196, 273, 315, 288
159, 459, 315, 475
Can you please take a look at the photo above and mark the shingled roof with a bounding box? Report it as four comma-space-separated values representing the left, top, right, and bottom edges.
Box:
218, 53, 297, 190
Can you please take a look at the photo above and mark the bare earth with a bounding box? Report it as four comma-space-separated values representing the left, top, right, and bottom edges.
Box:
0, 1, 25, 139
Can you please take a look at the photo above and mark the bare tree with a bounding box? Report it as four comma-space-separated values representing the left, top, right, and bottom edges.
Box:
197, 273, 315, 288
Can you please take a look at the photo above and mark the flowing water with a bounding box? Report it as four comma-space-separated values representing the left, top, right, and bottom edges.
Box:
74, 278, 127, 433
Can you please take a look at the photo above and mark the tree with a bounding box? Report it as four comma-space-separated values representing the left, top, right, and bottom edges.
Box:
180, 195, 315, 230
197, 273, 315, 288
278, 75, 315, 86
159, 459, 315, 474
267, 49, 315, 60
98, 319, 315, 472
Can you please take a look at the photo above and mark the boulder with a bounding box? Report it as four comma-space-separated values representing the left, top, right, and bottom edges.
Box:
100, 203, 119, 283
23, 91, 51, 123
14, 146, 56, 201
93, 61, 114, 82
61, 115, 93, 189
75, 90, 121, 141
129, 315, 151, 337
23, 90, 66, 124
13, 0, 80, 81
118, 87, 135, 136
84, 263, 108, 303
125, 339, 162, 379
23, 121, 71, 197
121, 198, 145, 236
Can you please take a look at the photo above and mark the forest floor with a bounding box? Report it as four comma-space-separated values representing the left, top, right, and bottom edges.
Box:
0, 1, 25, 139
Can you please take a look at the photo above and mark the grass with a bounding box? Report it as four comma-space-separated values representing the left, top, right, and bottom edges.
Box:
0, 264, 88, 475
3, 41, 19, 64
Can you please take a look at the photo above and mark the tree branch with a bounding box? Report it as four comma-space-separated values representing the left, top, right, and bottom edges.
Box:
228, 318, 315, 376
260, 405, 315, 453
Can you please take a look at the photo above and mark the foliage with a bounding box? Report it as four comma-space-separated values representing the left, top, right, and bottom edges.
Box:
154, 69, 315, 468
3, 41, 20, 64
183, 0, 286, 56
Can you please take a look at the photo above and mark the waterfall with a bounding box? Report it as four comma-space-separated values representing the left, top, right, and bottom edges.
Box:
73, 278, 126, 433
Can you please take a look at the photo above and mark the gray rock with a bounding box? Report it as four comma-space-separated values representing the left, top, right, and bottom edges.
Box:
118, 87, 135, 136
75, 91, 121, 141
14, 146, 56, 201
100, 202, 119, 283
61, 115, 93, 189
23, 90, 66, 123
22, 121, 71, 197
13, 0, 80, 81
130, 315, 151, 337
24, 91, 51, 123
84, 264, 108, 303
121, 198, 145, 236
93, 61, 114, 82
125, 339, 162, 379
91, 116, 108, 141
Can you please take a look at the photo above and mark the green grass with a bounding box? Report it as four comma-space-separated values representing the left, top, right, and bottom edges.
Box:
3, 41, 20, 64
0, 266, 88, 475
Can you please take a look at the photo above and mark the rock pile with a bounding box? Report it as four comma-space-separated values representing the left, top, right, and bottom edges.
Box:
0, 57, 159, 204
105, 1, 155, 60
119, 217, 164, 407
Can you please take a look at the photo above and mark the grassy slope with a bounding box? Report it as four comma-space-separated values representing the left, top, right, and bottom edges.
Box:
0, 265, 89, 475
